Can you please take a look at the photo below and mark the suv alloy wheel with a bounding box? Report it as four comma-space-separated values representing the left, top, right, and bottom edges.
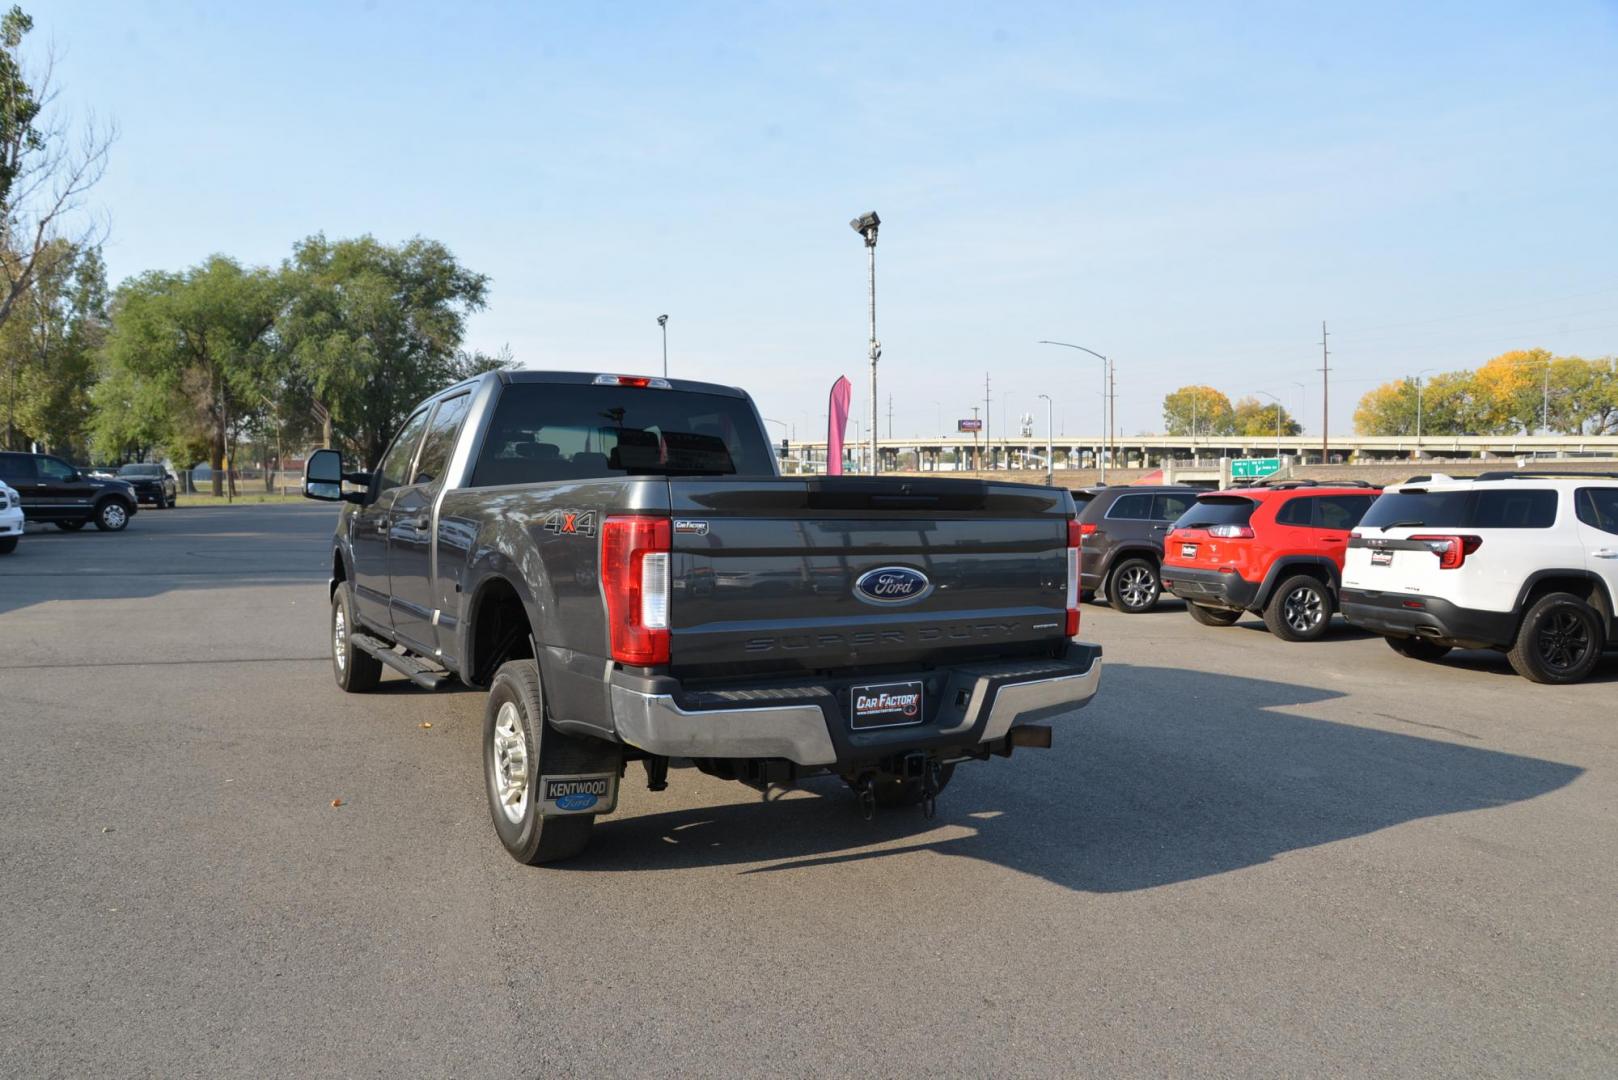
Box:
1108, 557, 1161, 614
1265, 574, 1333, 642
1507, 592, 1606, 684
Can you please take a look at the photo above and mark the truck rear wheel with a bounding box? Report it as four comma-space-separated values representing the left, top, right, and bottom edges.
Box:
1187, 602, 1242, 626
484, 659, 621, 865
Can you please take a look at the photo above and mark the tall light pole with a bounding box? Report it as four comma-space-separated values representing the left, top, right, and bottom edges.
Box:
1411, 368, 1439, 451
1256, 391, 1283, 459
656, 314, 669, 377
1037, 393, 1054, 486
1037, 341, 1109, 484
850, 212, 881, 475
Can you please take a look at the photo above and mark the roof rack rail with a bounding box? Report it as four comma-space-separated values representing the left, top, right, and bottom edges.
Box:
1262, 478, 1376, 489
1472, 470, 1618, 481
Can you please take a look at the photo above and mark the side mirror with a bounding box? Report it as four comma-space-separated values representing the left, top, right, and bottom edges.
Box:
303, 449, 345, 502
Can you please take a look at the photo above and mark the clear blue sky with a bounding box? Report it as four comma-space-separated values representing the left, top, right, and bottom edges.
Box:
34, 0, 1618, 440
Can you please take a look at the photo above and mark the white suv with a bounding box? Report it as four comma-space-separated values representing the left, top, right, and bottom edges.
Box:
1341, 472, 1618, 684
0, 480, 22, 553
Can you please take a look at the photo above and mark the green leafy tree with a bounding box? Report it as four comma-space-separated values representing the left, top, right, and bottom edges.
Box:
279, 234, 496, 466
1, 239, 107, 453
99, 256, 284, 495
1232, 396, 1302, 438
1162, 385, 1234, 436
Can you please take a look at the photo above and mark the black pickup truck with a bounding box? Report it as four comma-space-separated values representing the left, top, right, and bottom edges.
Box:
303, 371, 1102, 863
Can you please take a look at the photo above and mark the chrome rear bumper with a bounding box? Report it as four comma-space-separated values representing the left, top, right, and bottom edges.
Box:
610, 646, 1103, 767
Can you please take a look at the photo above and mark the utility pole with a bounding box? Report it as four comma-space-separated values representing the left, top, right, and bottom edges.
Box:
1109, 365, 1117, 469
971, 406, 980, 470
984, 372, 992, 471
1319, 320, 1330, 465
887, 393, 893, 439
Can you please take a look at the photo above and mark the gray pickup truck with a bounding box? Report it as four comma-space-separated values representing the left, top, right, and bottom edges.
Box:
303, 370, 1102, 863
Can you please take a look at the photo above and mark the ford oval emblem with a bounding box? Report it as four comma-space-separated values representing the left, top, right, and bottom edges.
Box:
854, 566, 932, 605
555, 792, 598, 812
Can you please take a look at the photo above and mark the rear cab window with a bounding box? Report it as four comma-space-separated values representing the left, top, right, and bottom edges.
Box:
470, 383, 775, 487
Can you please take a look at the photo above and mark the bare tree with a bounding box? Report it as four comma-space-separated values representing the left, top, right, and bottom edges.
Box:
0, 9, 115, 335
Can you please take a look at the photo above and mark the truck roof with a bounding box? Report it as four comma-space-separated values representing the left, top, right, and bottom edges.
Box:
497, 370, 749, 399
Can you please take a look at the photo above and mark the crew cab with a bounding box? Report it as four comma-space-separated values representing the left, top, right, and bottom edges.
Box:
0, 451, 139, 532
1160, 480, 1380, 641
302, 371, 1102, 864
1342, 472, 1618, 683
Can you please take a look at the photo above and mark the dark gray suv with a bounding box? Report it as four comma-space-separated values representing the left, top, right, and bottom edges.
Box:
1073, 485, 1201, 613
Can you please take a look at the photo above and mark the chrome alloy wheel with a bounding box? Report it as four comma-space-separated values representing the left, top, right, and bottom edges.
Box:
1283, 584, 1325, 634
333, 605, 347, 672
491, 701, 531, 825
1116, 565, 1158, 609
102, 503, 127, 529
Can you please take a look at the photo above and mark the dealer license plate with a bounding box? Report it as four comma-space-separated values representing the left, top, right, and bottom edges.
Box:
849, 681, 925, 730
1370, 549, 1393, 566
1180, 543, 1198, 558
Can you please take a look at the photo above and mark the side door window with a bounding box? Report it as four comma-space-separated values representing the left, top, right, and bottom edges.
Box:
1314, 495, 1375, 531
1577, 487, 1618, 536
374, 409, 433, 499
1106, 493, 1153, 521
1275, 496, 1312, 527
1152, 493, 1195, 522
412, 393, 472, 488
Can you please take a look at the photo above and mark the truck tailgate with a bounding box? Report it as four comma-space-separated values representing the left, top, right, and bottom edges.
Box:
666, 477, 1072, 676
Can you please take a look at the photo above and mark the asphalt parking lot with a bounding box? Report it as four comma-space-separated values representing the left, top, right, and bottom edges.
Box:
2, 506, 1616, 1078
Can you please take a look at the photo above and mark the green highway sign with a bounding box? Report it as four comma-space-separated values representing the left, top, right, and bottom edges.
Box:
1231, 457, 1281, 479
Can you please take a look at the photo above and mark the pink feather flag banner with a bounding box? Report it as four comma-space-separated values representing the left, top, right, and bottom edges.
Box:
826, 376, 852, 476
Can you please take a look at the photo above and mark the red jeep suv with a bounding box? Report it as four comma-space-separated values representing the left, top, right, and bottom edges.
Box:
1160, 481, 1381, 641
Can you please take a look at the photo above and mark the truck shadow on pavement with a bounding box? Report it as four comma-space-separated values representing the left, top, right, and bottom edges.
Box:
569, 662, 1583, 892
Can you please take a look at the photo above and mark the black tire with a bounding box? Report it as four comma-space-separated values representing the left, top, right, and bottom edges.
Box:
1264, 574, 1333, 642
56, 520, 87, 531
871, 764, 956, 808
484, 659, 622, 865
1507, 592, 1605, 685
0, 536, 16, 554
1386, 635, 1452, 662
1187, 602, 1242, 626
1108, 557, 1161, 614
330, 586, 382, 692
93, 498, 132, 532
1080, 589, 1097, 604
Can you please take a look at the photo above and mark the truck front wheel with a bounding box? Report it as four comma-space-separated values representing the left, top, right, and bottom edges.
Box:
484, 659, 620, 865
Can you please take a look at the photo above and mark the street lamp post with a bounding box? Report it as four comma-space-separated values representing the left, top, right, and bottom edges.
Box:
850, 212, 881, 475
1411, 368, 1439, 451
656, 314, 668, 377
1037, 341, 1110, 484
1037, 393, 1054, 486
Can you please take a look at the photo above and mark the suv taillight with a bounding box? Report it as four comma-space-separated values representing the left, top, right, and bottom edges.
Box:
1207, 524, 1255, 538
1078, 522, 1098, 539
1066, 519, 1082, 636
1410, 534, 1481, 570
602, 515, 672, 664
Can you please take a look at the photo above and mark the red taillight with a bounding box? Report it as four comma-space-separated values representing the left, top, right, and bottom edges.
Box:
1409, 534, 1481, 570
1207, 524, 1255, 539
602, 515, 672, 664
593, 373, 671, 389
1078, 522, 1098, 538
1065, 519, 1082, 636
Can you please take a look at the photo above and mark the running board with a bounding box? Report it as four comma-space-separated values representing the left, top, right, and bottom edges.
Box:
350, 633, 453, 690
